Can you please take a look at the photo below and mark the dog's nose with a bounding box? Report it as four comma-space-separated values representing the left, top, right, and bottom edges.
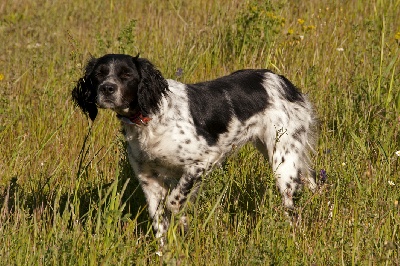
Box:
100, 83, 117, 95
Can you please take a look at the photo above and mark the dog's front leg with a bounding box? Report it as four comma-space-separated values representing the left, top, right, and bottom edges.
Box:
126, 145, 171, 242
136, 172, 170, 243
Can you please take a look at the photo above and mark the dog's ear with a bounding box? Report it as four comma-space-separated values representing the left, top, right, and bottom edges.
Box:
133, 56, 169, 115
72, 57, 98, 121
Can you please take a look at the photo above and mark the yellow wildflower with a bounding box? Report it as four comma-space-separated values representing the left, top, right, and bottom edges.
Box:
0, 73, 4, 81
306, 25, 316, 31
395, 32, 400, 40
297, 18, 305, 25
287, 28, 294, 35
266, 11, 273, 18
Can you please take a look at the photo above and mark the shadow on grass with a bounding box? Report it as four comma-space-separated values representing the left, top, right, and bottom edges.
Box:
0, 144, 149, 236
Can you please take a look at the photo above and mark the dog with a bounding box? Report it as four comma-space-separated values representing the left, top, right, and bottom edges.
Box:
72, 54, 317, 242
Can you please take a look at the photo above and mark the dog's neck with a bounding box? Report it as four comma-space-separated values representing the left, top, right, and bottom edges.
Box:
117, 111, 152, 126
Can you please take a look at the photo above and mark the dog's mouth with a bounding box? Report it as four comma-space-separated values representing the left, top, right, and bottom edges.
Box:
97, 96, 131, 111
97, 99, 113, 107
96, 93, 143, 122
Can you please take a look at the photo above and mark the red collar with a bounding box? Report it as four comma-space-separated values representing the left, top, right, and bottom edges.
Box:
117, 112, 152, 126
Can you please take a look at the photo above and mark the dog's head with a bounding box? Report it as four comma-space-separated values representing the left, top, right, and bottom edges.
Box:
72, 54, 168, 121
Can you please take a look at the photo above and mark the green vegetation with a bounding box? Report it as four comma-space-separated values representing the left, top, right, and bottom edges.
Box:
0, 0, 399, 264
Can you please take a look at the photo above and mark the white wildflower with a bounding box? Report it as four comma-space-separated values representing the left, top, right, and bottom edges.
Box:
388, 180, 395, 186
327, 201, 334, 220
27, 43, 42, 49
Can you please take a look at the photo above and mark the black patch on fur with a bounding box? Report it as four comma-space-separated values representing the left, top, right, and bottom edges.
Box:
180, 178, 195, 196
297, 169, 302, 180
180, 173, 203, 197
292, 126, 306, 142
187, 70, 270, 146
179, 198, 186, 205
293, 177, 302, 184
278, 74, 304, 103
133, 57, 169, 115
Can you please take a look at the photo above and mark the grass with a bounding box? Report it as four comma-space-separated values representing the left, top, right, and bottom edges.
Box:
0, 0, 399, 264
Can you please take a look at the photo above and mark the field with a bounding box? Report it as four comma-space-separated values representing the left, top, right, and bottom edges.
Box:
1, 0, 399, 264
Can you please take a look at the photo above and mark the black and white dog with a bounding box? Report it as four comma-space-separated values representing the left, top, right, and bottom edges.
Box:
72, 54, 317, 240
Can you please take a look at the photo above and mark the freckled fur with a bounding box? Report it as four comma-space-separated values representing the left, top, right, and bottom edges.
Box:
72, 54, 318, 242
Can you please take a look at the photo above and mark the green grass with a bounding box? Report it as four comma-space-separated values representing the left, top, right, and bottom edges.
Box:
1, 0, 399, 265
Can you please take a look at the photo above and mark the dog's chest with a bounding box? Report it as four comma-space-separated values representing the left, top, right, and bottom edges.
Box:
123, 121, 208, 167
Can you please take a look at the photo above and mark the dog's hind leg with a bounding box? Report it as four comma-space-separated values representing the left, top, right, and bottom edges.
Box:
165, 165, 206, 232
255, 124, 316, 211
275, 129, 316, 209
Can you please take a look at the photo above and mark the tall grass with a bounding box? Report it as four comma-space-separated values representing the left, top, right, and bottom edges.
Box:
0, 0, 399, 264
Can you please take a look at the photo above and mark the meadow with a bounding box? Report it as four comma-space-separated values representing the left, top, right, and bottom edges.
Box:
0, 0, 399, 264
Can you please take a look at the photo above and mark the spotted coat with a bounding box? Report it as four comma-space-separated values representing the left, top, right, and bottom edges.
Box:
72, 54, 318, 242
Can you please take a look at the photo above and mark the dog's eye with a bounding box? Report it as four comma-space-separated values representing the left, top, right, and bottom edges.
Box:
120, 72, 133, 79
95, 66, 108, 78
95, 72, 105, 78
